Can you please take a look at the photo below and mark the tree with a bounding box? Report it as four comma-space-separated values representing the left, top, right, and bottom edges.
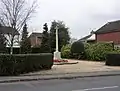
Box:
0, 24, 7, 53
21, 24, 28, 41
40, 23, 51, 52
20, 24, 31, 54
43, 23, 48, 32
0, 33, 7, 53
49, 20, 70, 53
0, 0, 37, 54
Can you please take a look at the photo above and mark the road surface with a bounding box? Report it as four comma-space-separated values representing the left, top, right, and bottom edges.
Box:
0, 76, 120, 91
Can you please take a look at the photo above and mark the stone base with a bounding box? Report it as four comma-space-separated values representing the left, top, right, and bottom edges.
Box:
54, 51, 61, 60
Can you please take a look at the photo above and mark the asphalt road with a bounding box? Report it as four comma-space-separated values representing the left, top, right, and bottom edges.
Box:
0, 76, 120, 91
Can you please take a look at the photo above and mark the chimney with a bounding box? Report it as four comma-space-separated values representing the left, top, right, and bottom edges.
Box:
90, 30, 95, 35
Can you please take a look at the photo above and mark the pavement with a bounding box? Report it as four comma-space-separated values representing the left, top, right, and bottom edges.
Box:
0, 59, 120, 83
23, 59, 120, 76
0, 76, 120, 91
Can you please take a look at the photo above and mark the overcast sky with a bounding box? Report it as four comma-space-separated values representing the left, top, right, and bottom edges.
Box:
28, 0, 120, 39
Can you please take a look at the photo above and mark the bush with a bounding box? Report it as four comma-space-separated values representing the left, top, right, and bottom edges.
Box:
85, 42, 114, 61
0, 53, 53, 76
31, 48, 42, 53
61, 44, 72, 58
71, 41, 84, 53
20, 38, 31, 54
6, 48, 48, 54
6, 48, 20, 54
106, 47, 120, 66
0, 55, 16, 75
77, 43, 91, 60
70, 41, 85, 59
106, 53, 120, 66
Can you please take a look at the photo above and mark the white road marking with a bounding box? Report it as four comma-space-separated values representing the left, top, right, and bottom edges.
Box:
73, 86, 119, 91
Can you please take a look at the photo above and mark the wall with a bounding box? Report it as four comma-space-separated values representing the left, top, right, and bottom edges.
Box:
29, 36, 42, 47
96, 31, 120, 44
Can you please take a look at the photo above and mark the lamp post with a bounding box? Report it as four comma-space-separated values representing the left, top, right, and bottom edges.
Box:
54, 26, 61, 60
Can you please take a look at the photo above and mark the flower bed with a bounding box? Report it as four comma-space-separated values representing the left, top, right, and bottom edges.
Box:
54, 59, 68, 63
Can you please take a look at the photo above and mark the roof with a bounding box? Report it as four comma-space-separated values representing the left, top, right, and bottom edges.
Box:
95, 20, 120, 34
78, 31, 95, 42
29, 32, 43, 38
0, 26, 19, 35
78, 34, 92, 41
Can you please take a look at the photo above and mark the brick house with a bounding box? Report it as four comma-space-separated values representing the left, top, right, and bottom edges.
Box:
29, 32, 43, 47
95, 20, 120, 45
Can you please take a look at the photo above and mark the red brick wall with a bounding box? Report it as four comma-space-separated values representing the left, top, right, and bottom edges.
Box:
96, 31, 120, 44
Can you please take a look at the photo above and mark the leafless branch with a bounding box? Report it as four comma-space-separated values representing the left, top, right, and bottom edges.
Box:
0, 0, 38, 54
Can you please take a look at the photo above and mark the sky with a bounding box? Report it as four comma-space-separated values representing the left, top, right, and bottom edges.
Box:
28, 0, 120, 39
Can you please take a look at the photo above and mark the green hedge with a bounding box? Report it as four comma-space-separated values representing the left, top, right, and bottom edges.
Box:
71, 41, 84, 53
69, 41, 84, 59
31, 48, 42, 53
106, 53, 120, 66
61, 44, 85, 60
0, 53, 53, 76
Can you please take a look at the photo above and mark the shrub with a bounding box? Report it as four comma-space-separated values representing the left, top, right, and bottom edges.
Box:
6, 48, 20, 54
109, 47, 120, 54
106, 54, 120, 66
0, 53, 53, 76
71, 41, 84, 53
0, 55, 16, 75
78, 43, 91, 60
61, 44, 72, 58
84, 42, 91, 49
31, 48, 42, 53
85, 42, 114, 61
70, 41, 85, 59
6, 47, 52, 54
106, 47, 120, 66
20, 38, 31, 54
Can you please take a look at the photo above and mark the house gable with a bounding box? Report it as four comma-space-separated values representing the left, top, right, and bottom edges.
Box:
29, 32, 43, 47
95, 20, 120, 44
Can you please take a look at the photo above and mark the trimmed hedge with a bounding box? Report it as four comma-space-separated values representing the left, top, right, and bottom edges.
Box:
6, 48, 50, 54
71, 41, 84, 53
0, 53, 53, 76
70, 41, 85, 59
106, 54, 120, 66
31, 48, 42, 53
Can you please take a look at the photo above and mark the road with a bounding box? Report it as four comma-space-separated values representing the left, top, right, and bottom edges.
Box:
0, 76, 120, 91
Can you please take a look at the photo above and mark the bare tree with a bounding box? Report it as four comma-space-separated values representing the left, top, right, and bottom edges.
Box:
0, 0, 38, 54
